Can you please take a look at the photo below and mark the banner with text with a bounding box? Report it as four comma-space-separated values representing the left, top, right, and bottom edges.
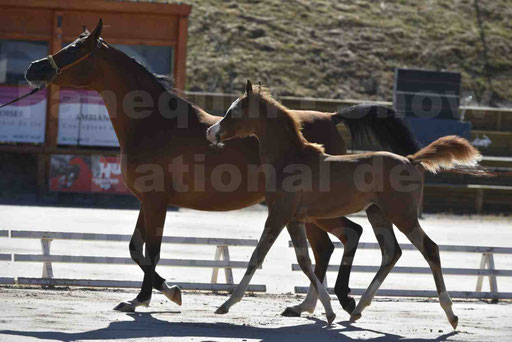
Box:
0, 86, 47, 143
58, 89, 119, 147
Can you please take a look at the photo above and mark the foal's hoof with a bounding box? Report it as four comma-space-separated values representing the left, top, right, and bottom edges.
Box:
281, 306, 301, 317
162, 283, 182, 306
349, 312, 362, 323
327, 312, 336, 326
450, 315, 459, 330
340, 296, 356, 315
215, 304, 229, 315
114, 301, 136, 312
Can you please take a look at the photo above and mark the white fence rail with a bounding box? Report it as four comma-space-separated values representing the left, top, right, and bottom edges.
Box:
290, 241, 512, 300
0, 230, 266, 292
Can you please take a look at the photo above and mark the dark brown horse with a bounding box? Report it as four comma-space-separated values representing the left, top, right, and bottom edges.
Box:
24, 20, 419, 315
207, 81, 490, 328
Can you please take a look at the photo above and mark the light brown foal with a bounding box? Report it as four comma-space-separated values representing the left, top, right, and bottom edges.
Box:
207, 81, 488, 328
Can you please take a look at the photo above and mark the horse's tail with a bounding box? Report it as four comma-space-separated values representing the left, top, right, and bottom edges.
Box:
407, 135, 489, 175
332, 104, 420, 156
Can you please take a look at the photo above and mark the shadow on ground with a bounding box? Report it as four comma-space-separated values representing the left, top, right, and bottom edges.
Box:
0, 312, 457, 342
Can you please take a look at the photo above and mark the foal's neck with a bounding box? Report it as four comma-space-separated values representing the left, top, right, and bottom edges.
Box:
256, 103, 310, 170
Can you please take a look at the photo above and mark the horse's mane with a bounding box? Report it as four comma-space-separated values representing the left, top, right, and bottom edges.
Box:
104, 41, 199, 110
254, 86, 325, 153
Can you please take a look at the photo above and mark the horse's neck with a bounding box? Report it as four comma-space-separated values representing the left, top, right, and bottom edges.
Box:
257, 116, 303, 170
90, 49, 196, 148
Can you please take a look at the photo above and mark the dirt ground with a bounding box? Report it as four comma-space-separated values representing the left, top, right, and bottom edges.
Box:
0, 287, 511, 342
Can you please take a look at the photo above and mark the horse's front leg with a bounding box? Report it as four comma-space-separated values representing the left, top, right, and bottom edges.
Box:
114, 197, 168, 312
115, 206, 181, 312
215, 210, 290, 314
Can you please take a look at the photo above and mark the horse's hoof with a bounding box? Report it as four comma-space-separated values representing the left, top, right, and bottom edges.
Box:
349, 313, 362, 323
114, 301, 135, 312
341, 296, 356, 315
113, 298, 149, 312
162, 283, 182, 306
327, 312, 336, 326
215, 304, 229, 315
450, 315, 459, 330
281, 307, 301, 317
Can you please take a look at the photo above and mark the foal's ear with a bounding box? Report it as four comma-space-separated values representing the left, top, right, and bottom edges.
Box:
246, 79, 253, 96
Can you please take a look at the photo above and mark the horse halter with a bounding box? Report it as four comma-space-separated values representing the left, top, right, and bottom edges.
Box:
0, 39, 104, 109
47, 38, 103, 75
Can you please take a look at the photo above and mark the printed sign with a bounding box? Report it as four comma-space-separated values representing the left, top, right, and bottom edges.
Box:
0, 86, 47, 143
58, 89, 119, 147
50, 154, 129, 194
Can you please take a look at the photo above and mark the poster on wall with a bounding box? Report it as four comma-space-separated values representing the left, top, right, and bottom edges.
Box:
50, 154, 129, 194
58, 89, 119, 147
0, 86, 47, 143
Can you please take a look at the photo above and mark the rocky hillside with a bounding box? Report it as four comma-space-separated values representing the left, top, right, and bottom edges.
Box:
141, 0, 512, 105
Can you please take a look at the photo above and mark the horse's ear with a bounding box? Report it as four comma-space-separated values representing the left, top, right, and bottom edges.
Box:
92, 18, 103, 40
86, 19, 103, 49
246, 80, 253, 96
88, 18, 103, 41
82, 26, 90, 34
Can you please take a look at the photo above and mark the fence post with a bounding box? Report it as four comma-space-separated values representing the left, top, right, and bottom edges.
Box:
222, 246, 234, 284
41, 238, 54, 279
487, 253, 499, 303
210, 246, 234, 285
475, 252, 499, 303
210, 246, 223, 284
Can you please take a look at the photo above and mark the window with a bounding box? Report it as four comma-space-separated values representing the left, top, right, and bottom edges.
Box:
114, 44, 174, 76
0, 40, 48, 85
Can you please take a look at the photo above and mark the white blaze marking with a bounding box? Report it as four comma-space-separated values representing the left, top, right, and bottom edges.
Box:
207, 123, 220, 143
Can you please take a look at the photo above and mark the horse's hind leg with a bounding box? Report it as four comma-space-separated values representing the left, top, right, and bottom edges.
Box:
129, 208, 181, 305
282, 223, 332, 317
350, 205, 401, 322
287, 221, 335, 325
398, 221, 458, 329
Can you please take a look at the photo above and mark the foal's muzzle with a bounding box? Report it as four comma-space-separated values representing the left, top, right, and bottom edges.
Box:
206, 124, 222, 145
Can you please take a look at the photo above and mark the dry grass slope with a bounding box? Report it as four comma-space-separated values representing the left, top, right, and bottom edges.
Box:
124, 0, 512, 105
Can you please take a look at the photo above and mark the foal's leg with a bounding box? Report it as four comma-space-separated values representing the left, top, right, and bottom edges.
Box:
399, 221, 458, 329
114, 198, 168, 312
287, 221, 336, 325
350, 205, 401, 322
283, 217, 362, 316
215, 210, 291, 315
120, 208, 181, 309
282, 224, 332, 317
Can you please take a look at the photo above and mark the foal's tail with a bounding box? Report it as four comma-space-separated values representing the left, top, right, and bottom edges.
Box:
333, 104, 420, 156
407, 135, 490, 175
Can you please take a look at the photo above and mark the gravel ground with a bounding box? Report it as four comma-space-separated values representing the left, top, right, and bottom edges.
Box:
0, 287, 511, 342
0, 204, 511, 341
